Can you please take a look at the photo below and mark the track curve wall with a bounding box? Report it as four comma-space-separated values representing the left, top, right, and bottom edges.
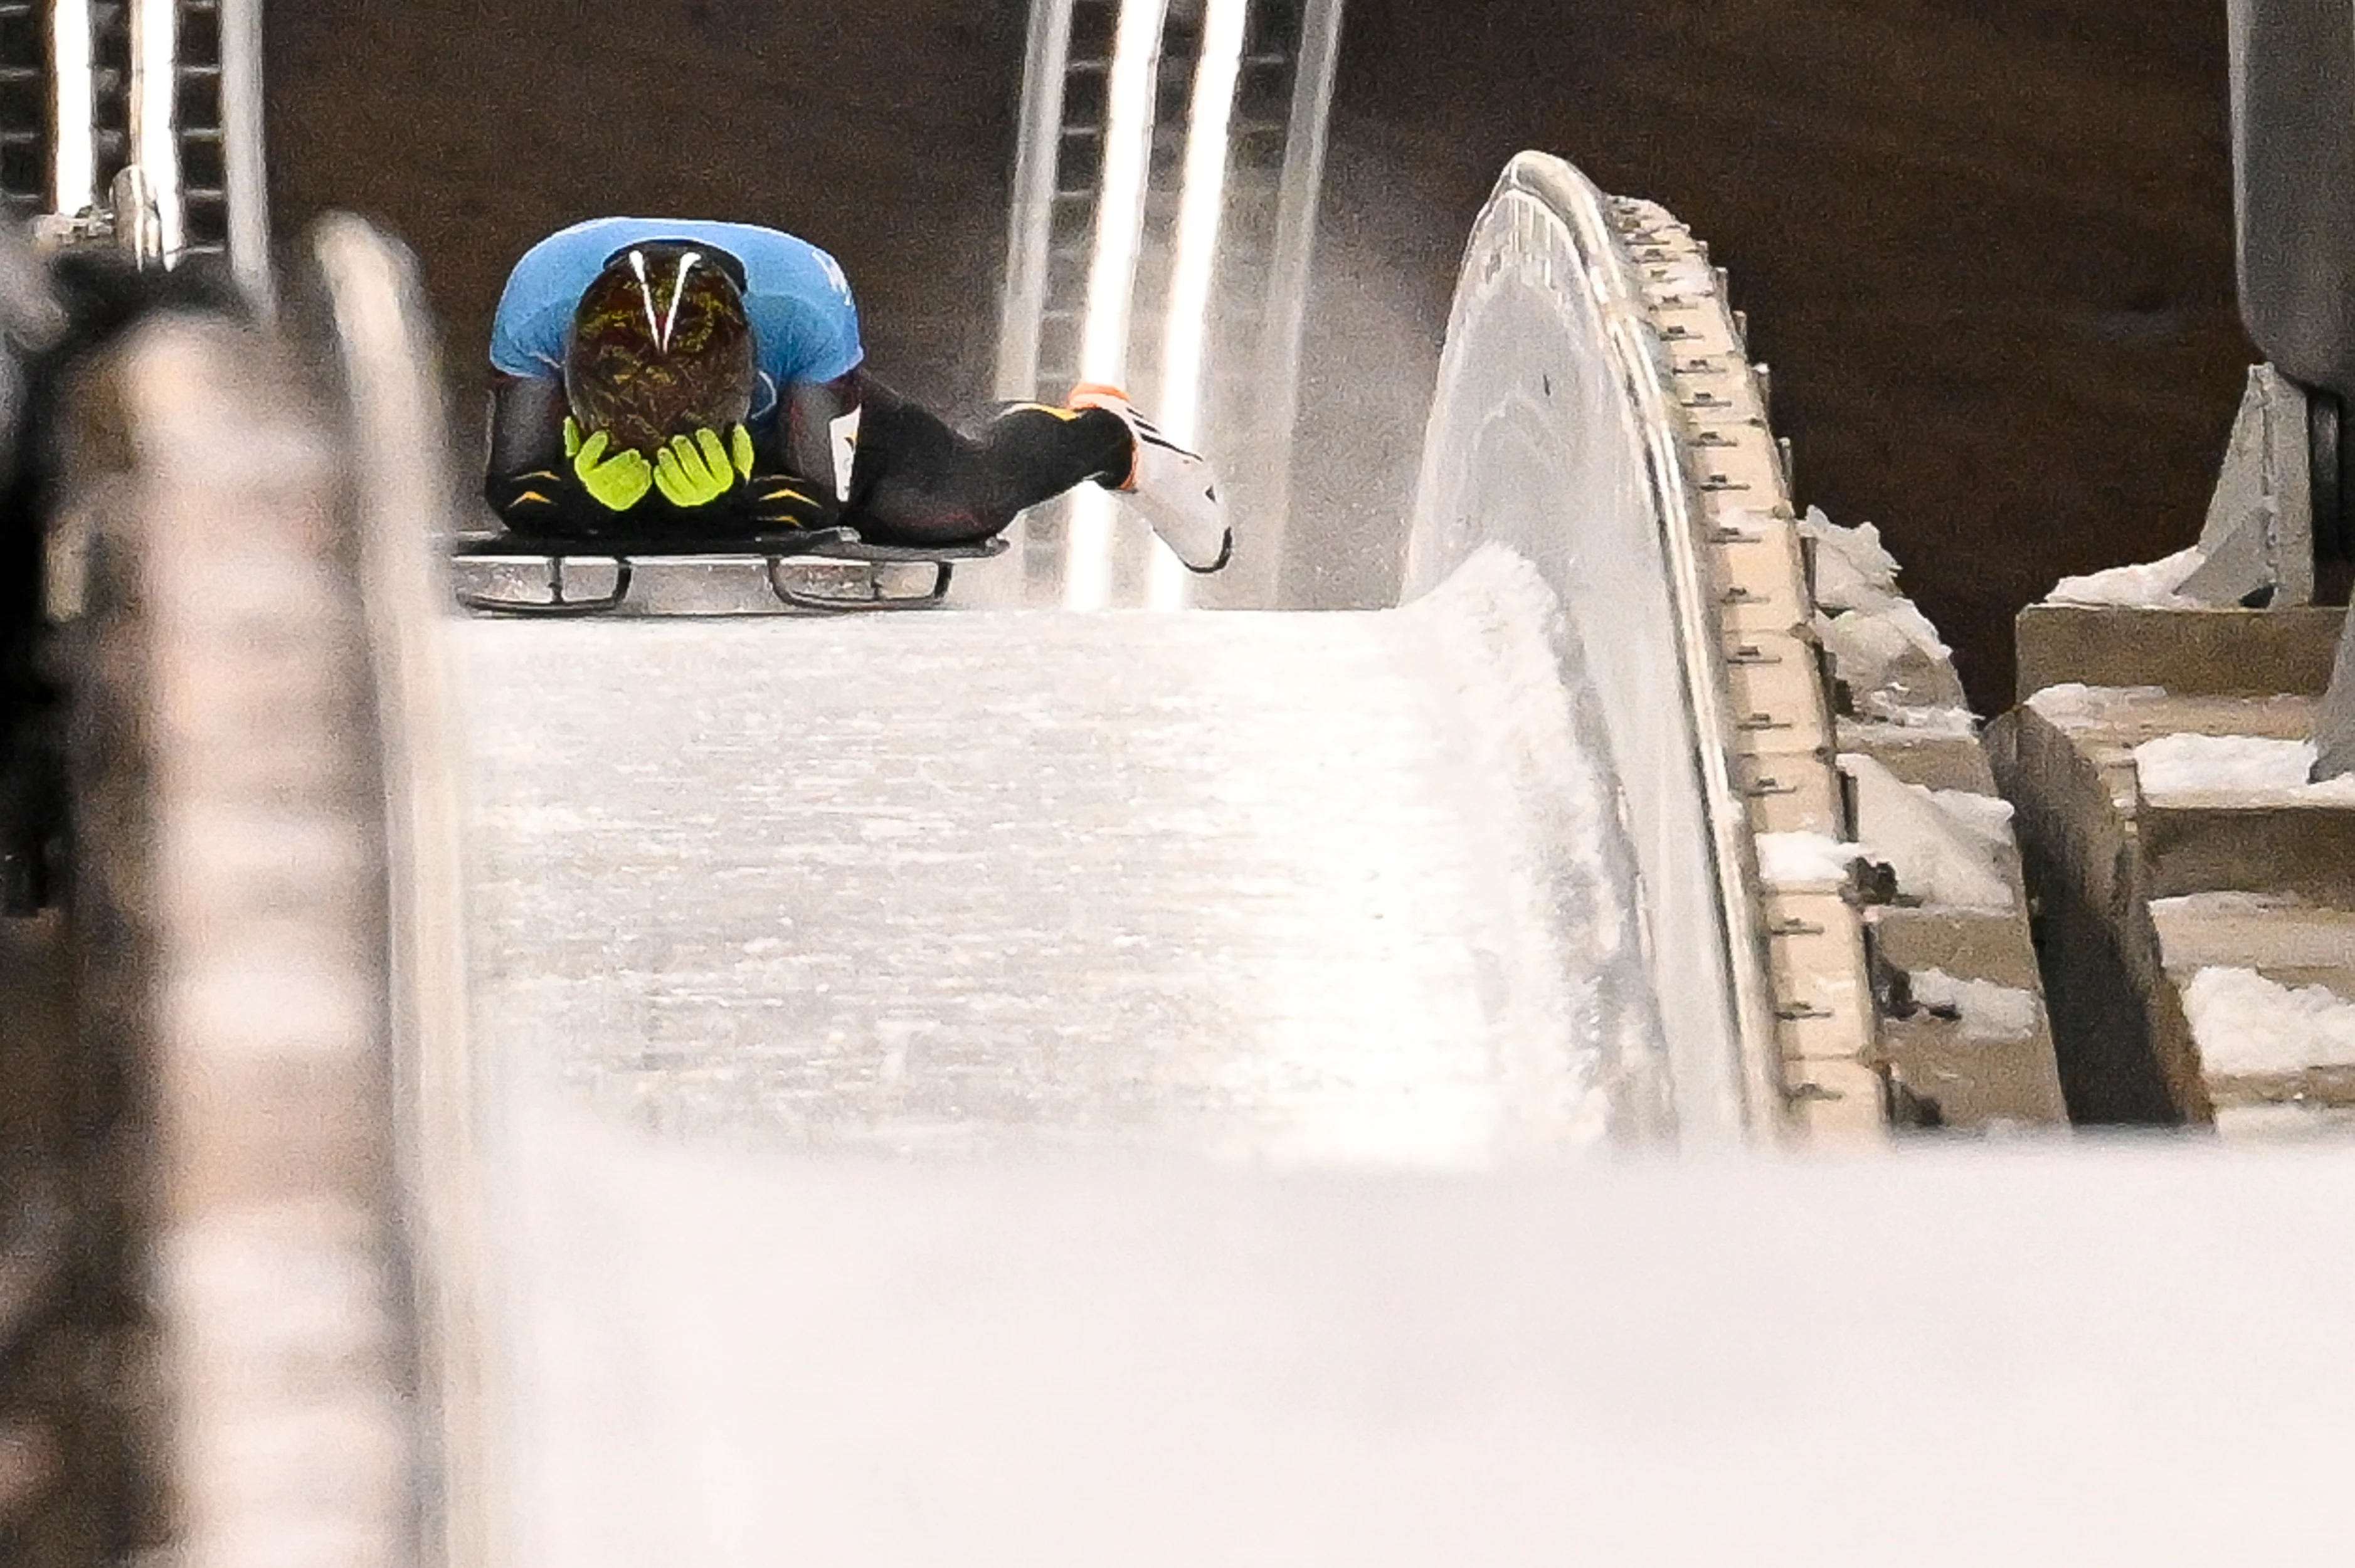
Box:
1404, 153, 1779, 1143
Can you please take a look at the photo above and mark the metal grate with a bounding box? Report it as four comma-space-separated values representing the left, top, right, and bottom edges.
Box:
88, 0, 128, 193
0, 2, 47, 219
170, 0, 228, 263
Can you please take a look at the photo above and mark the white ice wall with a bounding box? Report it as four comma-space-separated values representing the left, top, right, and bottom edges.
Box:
1402, 152, 1765, 1146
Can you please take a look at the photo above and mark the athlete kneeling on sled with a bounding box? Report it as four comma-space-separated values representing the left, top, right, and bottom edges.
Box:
483, 217, 1229, 569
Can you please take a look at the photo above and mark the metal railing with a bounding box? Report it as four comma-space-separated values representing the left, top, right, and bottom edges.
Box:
33, 0, 267, 302
992, 0, 1345, 608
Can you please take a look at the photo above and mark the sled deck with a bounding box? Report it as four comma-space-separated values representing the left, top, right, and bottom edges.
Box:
448, 527, 1010, 617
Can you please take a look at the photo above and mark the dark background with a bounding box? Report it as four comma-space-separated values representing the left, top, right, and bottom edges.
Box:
271, 0, 2254, 710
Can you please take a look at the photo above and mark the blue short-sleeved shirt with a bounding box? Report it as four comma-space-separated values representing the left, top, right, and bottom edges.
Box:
488, 217, 865, 420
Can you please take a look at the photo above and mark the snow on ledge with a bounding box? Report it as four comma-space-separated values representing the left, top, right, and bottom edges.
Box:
1837, 707, 1979, 740
2047, 546, 2206, 609
1754, 831, 1858, 892
2024, 682, 2171, 723
2134, 734, 2355, 805
1909, 968, 2042, 1041
1795, 507, 1962, 717
1792, 507, 1901, 605
1839, 754, 2014, 909
2183, 967, 2355, 1078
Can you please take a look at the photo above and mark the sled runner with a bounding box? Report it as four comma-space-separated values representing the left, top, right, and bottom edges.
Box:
448, 527, 1010, 617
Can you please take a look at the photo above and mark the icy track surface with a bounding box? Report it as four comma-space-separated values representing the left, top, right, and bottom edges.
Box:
456, 547, 1673, 1167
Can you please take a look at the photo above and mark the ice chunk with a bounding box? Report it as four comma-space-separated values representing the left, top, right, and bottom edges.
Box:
2183, 967, 2355, 1077
1796, 506, 1966, 719
1814, 606, 1955, 702
1816, 609, 1913, 692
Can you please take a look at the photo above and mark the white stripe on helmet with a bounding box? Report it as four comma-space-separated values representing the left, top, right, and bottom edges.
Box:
660, 251, 702, 352
625, 249, 661, 345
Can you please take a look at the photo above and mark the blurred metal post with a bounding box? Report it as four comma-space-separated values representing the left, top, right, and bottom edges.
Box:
995, 0, 1077, 406
47, 0, 95, 216
108, 163, 164, 267
1226, 0, 1342, 607
310, 212, 495, 1568
127, 0, 181, 255
58, 314, 418, 1568
967, 0, 1077, 605
218, 0, 270, 308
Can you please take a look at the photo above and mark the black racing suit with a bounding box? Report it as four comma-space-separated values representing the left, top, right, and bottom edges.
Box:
483, 366, 1135, 548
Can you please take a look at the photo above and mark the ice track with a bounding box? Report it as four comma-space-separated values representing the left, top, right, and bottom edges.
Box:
460, 551, 1671, 1166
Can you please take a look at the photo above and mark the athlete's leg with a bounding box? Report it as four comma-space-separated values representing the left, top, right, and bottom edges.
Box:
846, 371, 1130, 548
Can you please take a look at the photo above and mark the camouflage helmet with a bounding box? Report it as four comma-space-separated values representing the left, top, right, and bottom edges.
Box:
564, 240, 756, 455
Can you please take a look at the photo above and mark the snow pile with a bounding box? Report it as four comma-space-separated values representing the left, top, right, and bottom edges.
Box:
1839, 753, 2013, 909
1754, 831, 1858, 891
1926, 787, 2019, 847
1908, 968, 2042, 1041
1796, 507, 1969, 727
2182, 967, 2355, 1078
2134, 733, 2355, 804
2047, 545, 2207, 608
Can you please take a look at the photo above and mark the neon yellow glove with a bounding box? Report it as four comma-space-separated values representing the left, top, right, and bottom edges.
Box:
652, 426, 754, 509
564, 418, 653, 512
